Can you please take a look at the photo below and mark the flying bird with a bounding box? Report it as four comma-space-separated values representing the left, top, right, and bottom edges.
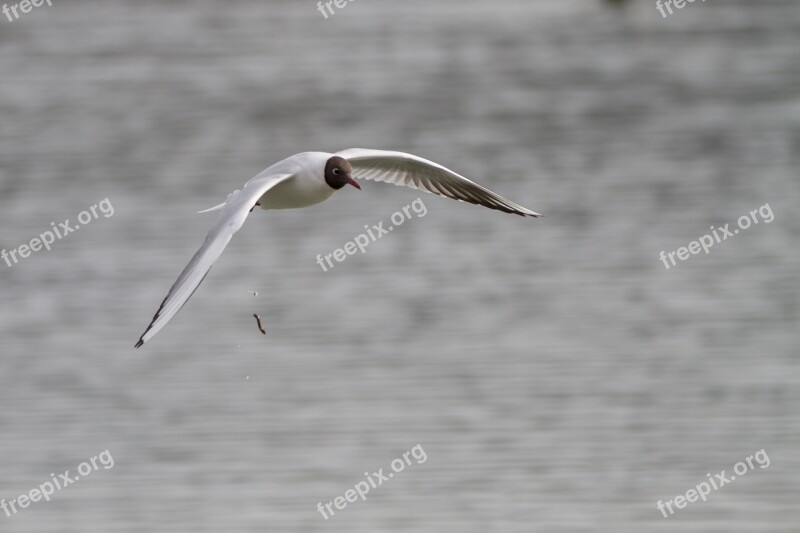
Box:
135, 149, 541, 347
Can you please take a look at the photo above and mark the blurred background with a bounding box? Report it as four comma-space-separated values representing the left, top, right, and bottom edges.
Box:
0, 0, 798, 531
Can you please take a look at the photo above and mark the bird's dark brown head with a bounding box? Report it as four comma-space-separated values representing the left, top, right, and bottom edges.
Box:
324, 156, 360, 190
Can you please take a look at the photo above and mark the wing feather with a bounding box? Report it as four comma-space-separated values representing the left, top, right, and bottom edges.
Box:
135, 172, 294, 347
337, 148, 541, 217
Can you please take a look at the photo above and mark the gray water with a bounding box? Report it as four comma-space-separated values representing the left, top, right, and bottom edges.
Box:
0, 0, 798, 531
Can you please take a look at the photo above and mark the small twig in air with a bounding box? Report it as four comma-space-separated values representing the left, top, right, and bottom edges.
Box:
253, 313, 266, 335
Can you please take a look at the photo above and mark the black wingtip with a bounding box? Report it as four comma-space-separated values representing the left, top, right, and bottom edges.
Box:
134, 339, 144, 349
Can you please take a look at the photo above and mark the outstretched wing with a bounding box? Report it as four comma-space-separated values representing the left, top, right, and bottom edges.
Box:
135, 172, 295, 348
337, 148, 541, 217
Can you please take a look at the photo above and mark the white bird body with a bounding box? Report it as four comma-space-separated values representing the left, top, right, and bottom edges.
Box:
257, 152, 336, 210
135, 148, 541, 347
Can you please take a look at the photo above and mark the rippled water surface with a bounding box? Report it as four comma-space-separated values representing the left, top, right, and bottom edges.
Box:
0, 1, 798, 531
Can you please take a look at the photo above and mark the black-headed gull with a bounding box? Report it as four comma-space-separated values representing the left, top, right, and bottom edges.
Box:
135, 149, 541, 347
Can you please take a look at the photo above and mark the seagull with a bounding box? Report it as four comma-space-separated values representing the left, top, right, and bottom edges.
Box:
135, 149, 541, 347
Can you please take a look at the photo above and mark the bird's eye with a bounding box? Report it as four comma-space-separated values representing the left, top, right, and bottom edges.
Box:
333, 168, 342, 175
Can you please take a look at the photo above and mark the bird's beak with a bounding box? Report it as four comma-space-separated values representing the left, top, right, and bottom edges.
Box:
347, 177, 361, 190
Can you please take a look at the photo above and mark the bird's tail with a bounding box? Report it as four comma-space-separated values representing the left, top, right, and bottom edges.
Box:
197, 202, 226, 214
